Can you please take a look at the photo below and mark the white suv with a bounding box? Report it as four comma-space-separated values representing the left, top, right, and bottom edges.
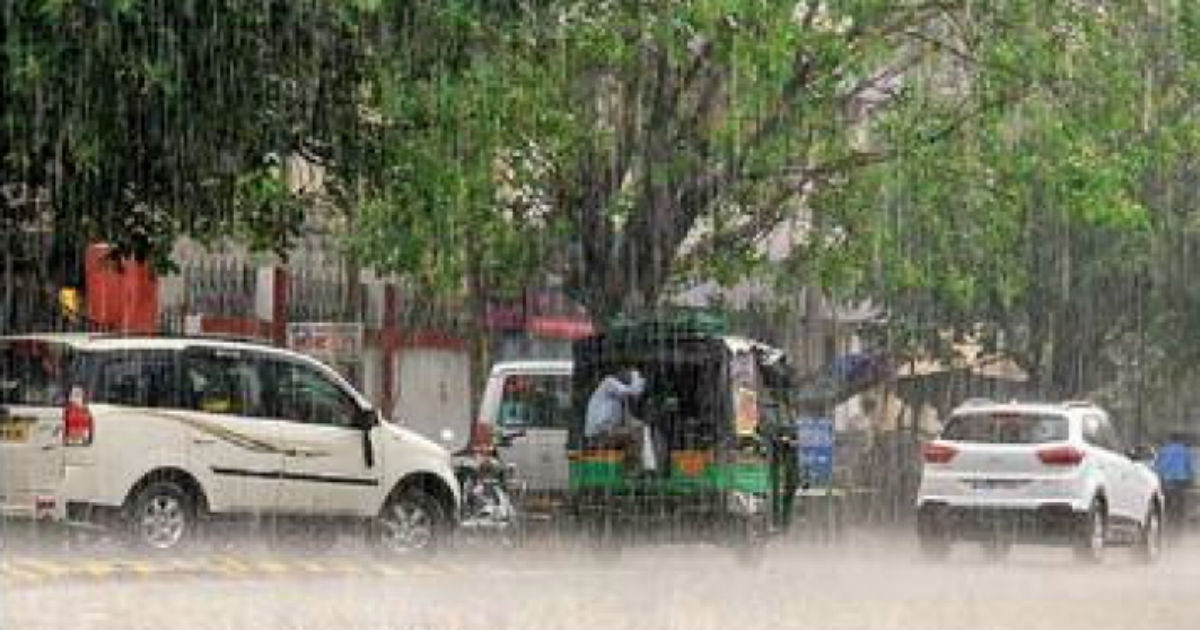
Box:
916, 399, 1163, 562
2, 334, 460, 554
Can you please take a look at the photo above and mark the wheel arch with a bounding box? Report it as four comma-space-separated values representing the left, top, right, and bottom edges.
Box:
385, 472, 459, 526
124, 467, 210, 515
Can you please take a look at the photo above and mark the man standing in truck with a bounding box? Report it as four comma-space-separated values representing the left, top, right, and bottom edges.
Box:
584, 368, 653, 472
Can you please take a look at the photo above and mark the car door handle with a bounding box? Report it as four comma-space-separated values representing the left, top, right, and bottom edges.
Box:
193, 437, 217, 445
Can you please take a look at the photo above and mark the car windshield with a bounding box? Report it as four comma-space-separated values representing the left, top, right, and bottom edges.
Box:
941, 412, 1068, 444
0, 340, 72, 406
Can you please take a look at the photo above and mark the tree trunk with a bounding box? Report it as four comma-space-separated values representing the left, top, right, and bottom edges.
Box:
465, 250, 490, 421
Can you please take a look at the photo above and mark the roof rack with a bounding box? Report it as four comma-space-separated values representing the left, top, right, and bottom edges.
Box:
1062, 400, 1097, 409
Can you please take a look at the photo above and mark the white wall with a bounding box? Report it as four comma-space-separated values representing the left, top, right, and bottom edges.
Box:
390, 347, 472, 453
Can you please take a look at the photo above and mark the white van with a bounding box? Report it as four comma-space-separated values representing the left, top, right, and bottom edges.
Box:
2, 334, 460, 553
472, 360, 572, 509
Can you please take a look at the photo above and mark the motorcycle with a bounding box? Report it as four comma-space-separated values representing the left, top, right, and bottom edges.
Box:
453, 449, 521, 547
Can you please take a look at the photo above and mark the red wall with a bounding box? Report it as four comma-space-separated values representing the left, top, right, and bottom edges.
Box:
84, 244, 159, 333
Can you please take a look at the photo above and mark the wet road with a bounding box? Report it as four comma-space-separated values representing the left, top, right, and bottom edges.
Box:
3, 531, 1198, 630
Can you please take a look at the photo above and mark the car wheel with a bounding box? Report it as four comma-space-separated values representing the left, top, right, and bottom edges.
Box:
126, 480, 197, 552
1074, 498, 1106, 564
370, 488, 449, 557
1134, 503, 1163, 564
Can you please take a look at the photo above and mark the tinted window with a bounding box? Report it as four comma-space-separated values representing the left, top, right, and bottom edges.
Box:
92, 351, 176, 408
942, 412, 1068, 444
183, 349, 267, 417
272, 360, 360, 428
0, 340, 72, 406
498, 374, 571, 429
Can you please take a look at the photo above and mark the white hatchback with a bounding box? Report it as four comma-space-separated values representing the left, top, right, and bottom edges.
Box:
916, 400, 1163, 562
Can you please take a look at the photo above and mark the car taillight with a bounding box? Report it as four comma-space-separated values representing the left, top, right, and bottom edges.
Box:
1037, 445, 1084, 466
922, 442, 958, 464
470, 421, 494, 454
63, 386, 93, 446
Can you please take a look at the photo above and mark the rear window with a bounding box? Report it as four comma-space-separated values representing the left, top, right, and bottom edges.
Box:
941, 412, 1068, 444
91, 350, 178, 408
0, 340, 72, 406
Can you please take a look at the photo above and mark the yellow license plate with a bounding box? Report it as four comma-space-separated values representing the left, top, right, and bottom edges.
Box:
0, 419, 32, 442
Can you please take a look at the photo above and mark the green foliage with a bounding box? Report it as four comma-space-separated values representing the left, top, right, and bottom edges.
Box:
802, 0, 1200, 404
2, 0, 382, 272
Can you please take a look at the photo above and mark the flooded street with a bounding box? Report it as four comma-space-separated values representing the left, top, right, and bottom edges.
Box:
4, 531, 1198, 630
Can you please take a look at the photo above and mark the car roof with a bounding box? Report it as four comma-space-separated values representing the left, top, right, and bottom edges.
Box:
950, 400, 1099, 418
81, 335, 296, 355
0, 332, 98, 347
490, 359, 572, 375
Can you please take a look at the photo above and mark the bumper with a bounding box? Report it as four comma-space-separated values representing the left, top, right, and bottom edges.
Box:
2, 495, 60, 521
918, 501, 1086, 542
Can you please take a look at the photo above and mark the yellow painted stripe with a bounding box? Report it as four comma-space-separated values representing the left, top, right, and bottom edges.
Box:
1, 567, 43, 586
208, 555, 252, 576
252, 559, 291, 575
12, 558, 72, 577
77, 560, 115, 578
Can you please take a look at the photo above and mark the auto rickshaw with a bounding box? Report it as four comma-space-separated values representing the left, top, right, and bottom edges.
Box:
567, 315, 800, 563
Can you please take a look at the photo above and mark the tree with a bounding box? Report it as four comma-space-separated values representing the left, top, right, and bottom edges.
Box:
801, 1, 1200, 429
1, 0, 381, 281
461, 1, 1086, 324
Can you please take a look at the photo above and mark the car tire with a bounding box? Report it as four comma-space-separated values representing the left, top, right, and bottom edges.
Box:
369, 487, 450, 558
125, 480, 198, 553
1134, 502, 1163, 564
1073, 498, 1106, 564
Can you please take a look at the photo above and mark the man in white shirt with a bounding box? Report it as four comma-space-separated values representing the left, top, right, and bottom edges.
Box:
584, 368, 655, 471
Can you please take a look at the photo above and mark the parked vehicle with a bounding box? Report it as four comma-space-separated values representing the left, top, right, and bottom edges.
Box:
0, 334, 91, 522
917, 399, 1164, 563
472, 360, 572, 515
3, 333, 460, 554
453, 446, 519, 545
567, 316, 797, 564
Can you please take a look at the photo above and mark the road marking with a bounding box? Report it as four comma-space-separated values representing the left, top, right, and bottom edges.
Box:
252, 559, 291, 575
9, 558, 71, 578
1, 566, 43, 586
78, 559, 115, 578
208, 555, 252, 576
0, 553, 575, 586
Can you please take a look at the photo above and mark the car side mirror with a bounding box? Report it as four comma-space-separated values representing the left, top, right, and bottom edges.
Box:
357, 408, 378, 469
358, 407, 380, 430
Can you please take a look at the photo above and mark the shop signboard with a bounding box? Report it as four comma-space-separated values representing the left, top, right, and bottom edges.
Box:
796, 417, 835, 486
